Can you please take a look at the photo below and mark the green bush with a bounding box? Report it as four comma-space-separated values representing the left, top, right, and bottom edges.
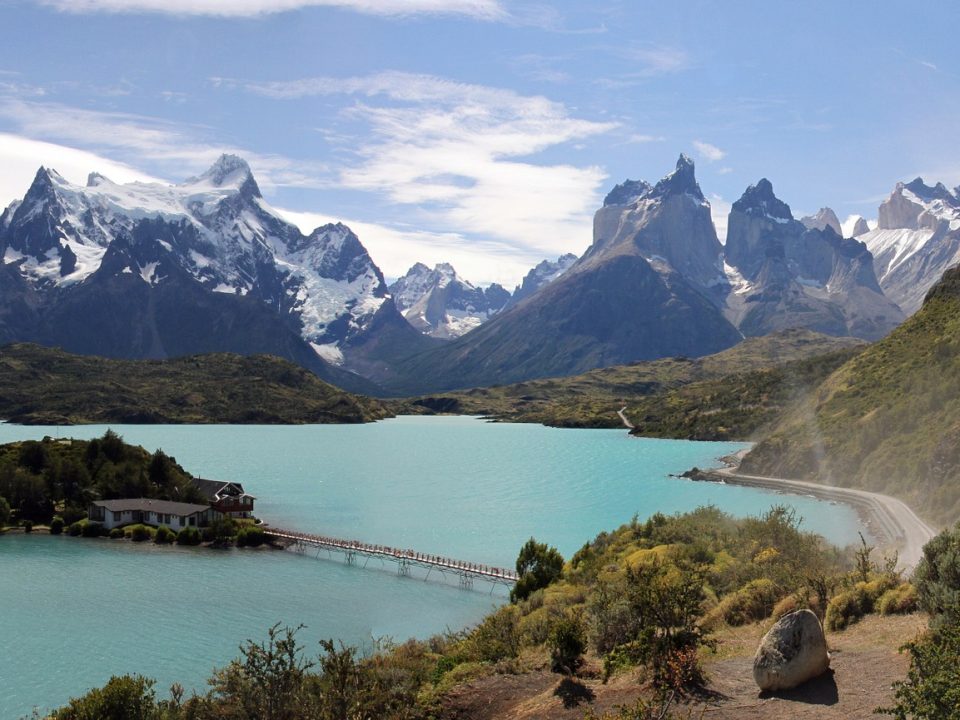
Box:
878, 583, 919, 615
22, 519, 33, 533
176, 526, 201, 546
711, 578, 782, 627
880, 623, 960, 719
49, 673, 160, 720
49, 516, 64, 535
0, 495, 10, 527
549, 615, 585, 674
128, 524, 153, 542
81, 521, 104, 538
153, 525, 175, 544
109, 527, 125, 539
510, 537, 564, 603
236, 525, 266, 548
914, 524, 960, 629
67, 520, 85, 537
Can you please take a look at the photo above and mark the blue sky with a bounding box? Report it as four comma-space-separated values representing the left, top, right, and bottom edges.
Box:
0, 0, 957, 286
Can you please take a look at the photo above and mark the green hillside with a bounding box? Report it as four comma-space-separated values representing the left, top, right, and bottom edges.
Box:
404, 329, 864, 433
0, 344, 391, 425
743, 267, 960, 526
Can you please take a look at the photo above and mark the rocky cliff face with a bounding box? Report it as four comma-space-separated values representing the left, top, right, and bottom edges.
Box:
722, 180, 903, 341
507, 253, 577, 307
800, 207, 843, 236
860, 178, 960, 314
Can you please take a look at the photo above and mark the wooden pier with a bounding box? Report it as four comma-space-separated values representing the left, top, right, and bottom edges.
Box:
264, 527, 519, 590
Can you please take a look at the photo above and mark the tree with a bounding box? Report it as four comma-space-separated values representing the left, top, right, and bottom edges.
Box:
49, 674, 160, 720
511, 537, 564, 602
549, 615, 586, 675
0, 494, 9, 527
914, 523, 960, 630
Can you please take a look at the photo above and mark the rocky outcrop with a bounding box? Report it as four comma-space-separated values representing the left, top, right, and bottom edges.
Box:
723, 180, 904, 341
508, 253, 577, 307
753, 610, 830, 692
801, 207, 842, 237
860, 178, 960, 314
851, 216, 871, 237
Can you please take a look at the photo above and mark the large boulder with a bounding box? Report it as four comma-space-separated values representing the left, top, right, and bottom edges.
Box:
753, 609, 830, 691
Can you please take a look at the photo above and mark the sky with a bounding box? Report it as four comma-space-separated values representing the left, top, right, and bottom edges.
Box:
0, 1, 957, 287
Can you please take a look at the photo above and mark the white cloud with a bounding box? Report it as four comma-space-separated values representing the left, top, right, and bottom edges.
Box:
0, 97, 324, 190
226, 71, 613, 267
0, 133, 162, 207
278, 208, 540, 287
716, 166, 733, 175
693, 139, 726, 163
708, 193, 730, 244
627, 134, 665, 144
36, 0, 504, 19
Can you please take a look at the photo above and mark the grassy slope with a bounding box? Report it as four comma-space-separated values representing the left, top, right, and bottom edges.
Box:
0, 344, 392, 424
403, 329, 864, 435
743, 267, 960, 527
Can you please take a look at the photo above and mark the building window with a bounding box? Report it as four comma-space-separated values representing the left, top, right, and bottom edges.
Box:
113, 511, 121, 522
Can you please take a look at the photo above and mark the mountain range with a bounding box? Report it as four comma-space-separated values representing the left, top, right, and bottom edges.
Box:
1, 152, 959, 396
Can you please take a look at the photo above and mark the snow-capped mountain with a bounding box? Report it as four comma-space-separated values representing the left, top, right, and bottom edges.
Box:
507, 253, 577, 308
859, 178, 960, 314
842, 214, 872, 238
389, 262, 510, 339
0, 155, 427, 390
722, 179, 903, 340
379, 156, 745, 394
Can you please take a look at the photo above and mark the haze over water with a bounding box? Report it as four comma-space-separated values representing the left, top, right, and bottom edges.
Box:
0, 417, 863, 716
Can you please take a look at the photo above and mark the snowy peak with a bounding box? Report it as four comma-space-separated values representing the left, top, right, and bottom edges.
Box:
389, 262, 509, 339
603, 179, 652, 207
879, 178, 960, 231
732, 178, 793, 222
801, 207, 842, 237
510, 253, 578, 306
649, 153, 704, 201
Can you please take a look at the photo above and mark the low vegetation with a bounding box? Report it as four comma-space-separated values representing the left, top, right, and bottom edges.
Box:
44, 504, 924, 719
743, 266, 960, 525
402, 329, 862, 436
0, 343, 391, 425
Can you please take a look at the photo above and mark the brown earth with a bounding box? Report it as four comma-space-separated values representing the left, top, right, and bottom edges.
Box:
437, 613, 928, 720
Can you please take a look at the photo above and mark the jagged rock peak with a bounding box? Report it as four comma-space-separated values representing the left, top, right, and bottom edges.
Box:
650, 153, 703, 200
603, 179, 652, 207
86, 172, 110, 187
852, 216, 871, 236
903, 177, 958, 205
801, 207, 842, 236
733, 178, 793, 221
187, 154, 261, 197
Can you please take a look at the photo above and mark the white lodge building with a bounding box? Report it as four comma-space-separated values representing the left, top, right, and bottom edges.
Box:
88, 498, 223, 531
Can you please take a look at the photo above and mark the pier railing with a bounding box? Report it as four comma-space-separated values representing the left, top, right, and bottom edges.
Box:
264, 527, 518, 590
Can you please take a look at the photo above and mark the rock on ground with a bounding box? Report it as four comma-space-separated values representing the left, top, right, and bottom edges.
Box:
753, 609, 830, 691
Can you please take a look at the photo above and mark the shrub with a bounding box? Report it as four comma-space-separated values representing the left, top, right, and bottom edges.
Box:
549, 615, 585, 675
880, 623, 960, 719
49, 673, 160, 719
49, 516, 64, 535
128, 524, 153, 542
825, 589, 866, 631
461, 605, 520, 663
0, 495, 10, 527
153, 525, 175, 544
109, 527, 125, 539
878, 583, 919, 615
22, 519, 33, 533
708, 579, 782, 627
81, 521, 104, 538
236, 525, 266, 548
771, 594, 800, 621
176, 526, 201, 546
67, 521, 85, 537
914, 524, 960, 629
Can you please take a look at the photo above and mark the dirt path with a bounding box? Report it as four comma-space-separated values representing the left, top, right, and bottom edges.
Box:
708, 458, 936, 572
617, 406, 634, 430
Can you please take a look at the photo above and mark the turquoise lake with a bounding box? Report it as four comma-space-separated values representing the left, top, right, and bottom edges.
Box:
0, 417, 864, 717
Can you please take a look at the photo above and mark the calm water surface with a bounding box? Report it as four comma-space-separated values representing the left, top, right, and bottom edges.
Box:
0, 417, 862, 716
